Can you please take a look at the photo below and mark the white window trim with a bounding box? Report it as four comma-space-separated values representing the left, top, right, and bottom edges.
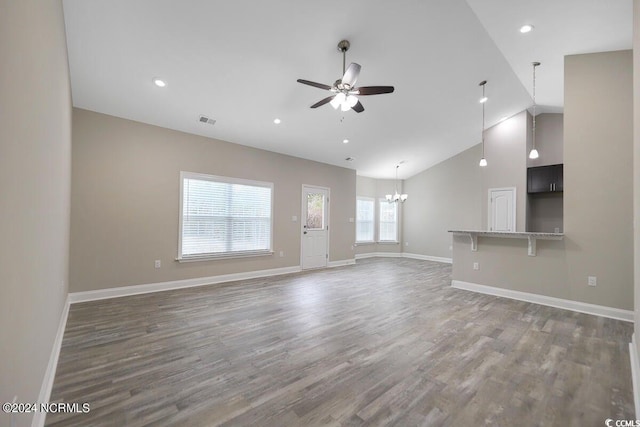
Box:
377, 197, 399, 243
177, 171, 274, 262
355, 196, 376, 244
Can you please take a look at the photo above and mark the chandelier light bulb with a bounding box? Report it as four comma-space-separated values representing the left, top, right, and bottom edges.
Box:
529, 148, 539, 159
479, 157, 488, 167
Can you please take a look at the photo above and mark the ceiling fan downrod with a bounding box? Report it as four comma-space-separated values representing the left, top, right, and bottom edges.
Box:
337, 40, 350, 77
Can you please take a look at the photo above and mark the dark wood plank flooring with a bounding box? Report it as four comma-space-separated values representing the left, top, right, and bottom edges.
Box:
47, 258, 634, 426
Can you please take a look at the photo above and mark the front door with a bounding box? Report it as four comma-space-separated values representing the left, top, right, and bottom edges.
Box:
301, 186, 329, 269
489, 188, 516, 232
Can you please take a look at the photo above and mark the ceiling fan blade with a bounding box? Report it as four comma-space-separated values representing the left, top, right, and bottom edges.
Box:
356, 86, 395, 95
342, 63, 361, 87
351, 100, 364, 113
310, 95, 336, 108
297, 79, 333, 91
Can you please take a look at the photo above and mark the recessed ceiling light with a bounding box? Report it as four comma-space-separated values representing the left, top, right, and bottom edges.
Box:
520, 24, 534, 33
479, 96, 488, 104
343, 139, 349, 144
153, 78, 166, 88
273, 118, 281, 124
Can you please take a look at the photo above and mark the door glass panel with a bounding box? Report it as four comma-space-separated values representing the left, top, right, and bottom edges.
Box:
306, 193, 324, 229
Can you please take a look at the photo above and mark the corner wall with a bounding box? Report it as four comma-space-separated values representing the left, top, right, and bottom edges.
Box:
355, 176, 403, 256
564, 50, 633, 310
633, 0, 640, 363
70, 109, 356, 292
0, 1, 72, 426
402, 144, 482, 258
481, 110, 528, 232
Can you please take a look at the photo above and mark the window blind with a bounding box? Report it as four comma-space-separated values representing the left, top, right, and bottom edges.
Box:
356, 197, 375, 242
378, 199, 398, 242
179, 172, 273, 259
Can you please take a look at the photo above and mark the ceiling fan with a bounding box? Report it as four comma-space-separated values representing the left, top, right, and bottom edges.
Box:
297, 40, 395, 113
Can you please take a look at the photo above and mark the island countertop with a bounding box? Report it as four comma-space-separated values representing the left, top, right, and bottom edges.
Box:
448, 230, 563, 256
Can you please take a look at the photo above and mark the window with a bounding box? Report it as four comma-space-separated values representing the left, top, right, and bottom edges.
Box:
179, 172, 273, 260
356, 197, 375, 242
378, 199, 398, 242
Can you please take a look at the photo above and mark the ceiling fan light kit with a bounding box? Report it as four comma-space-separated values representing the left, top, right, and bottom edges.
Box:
297, 40, 395, 114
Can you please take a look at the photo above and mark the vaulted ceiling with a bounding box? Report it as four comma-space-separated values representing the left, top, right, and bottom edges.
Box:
62, 0, 632, 179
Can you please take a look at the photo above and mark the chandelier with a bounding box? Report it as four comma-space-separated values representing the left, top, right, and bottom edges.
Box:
385, 164, 408, 203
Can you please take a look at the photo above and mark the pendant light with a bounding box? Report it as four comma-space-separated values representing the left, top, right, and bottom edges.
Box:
385, 164, 408, 203
529, 62, 541, 160
478, 80, 488, 167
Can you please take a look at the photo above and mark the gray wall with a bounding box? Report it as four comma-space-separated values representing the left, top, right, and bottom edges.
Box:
0, 1, 72, 426
355, 176, 403, 255
526, 113, 564, 232
564, 50, 633, 310
634, 0, 640, 355
452, 50, 633, 311
70, 109, 356, 292
481, 110, 528, 232
527, 193, 563, 233
403, 145, 482, 258
527, 113, 564, 167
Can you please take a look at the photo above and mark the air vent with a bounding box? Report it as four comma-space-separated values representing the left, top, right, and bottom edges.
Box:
198, 115, 216, 125
345, 157, 355, 162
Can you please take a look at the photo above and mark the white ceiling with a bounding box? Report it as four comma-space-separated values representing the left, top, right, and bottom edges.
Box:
62, 0, 632, 179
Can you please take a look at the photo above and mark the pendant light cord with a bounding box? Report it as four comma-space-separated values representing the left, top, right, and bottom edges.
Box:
532, 62, 538, 151
481, 84, 485, 157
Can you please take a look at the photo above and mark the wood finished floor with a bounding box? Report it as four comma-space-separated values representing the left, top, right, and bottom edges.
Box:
47, 258, 634, 426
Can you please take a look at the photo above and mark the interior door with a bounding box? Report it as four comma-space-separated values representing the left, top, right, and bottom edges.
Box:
489, 188, 516, 232
301, 186, 329, 270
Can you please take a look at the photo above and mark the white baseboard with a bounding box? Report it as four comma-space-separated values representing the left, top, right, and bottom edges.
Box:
631, 335, 640, 417
451, 280, 634, 322
328, 259, 356, 268
32, 296, 70, 427
402, 252, 452, 264
68, 265, 302, 303
355, 252, 403, 260
355, 252, 452, 264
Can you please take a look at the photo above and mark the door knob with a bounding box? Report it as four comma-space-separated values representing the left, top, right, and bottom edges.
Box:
303, 231, 307, 234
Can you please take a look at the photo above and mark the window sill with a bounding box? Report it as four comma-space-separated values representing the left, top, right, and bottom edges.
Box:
377, 241, 400, 245
176, 250, 274, 263
355, 241, 375, 246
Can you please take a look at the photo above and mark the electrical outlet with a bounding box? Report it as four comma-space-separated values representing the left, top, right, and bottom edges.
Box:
291, 215, 297, 222
154, 260, 161, 268
473, 262, 479, 270
405, 242, 409, 246
449, 245, 453, 251
349, 217, 354, 223
279, 251, 284, 257
588, 276, 597, 287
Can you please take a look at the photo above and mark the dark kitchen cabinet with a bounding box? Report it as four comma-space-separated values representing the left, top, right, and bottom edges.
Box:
527, 164, 563, 193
